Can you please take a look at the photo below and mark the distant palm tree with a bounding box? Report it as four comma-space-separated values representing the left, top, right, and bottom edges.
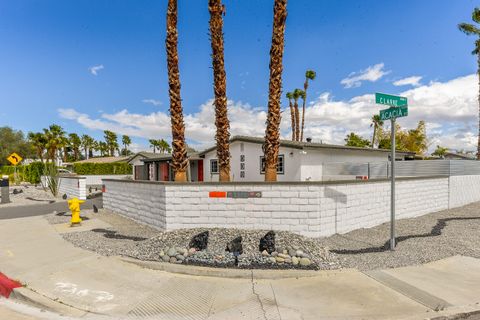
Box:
459, 8, 480, 159
263, 0, 288, 182
209, 0, 231, 182
149, 139, 158, 153
103, 130, 118, 157
158, 139, 172, 154
166, 0, 188, 182
300, 70, 316, 142
292, 89, 303, 141
122, 135, 131, 156
286, 92, 295, 141
370, 115, 384, 148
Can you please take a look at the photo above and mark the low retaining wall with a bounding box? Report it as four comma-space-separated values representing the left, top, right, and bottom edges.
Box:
58, 176, 87, 200
102, 175, 474, 238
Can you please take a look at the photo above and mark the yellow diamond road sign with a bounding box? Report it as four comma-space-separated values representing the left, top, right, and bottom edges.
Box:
7, 152, 22, 166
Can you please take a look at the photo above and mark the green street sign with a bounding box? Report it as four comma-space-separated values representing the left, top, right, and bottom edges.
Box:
379, 106, 408, 121
375, 92, 408, 107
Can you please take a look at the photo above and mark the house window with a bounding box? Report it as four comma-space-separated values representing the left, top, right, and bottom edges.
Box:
260, 155, 284, 174
210, 159, 219, 174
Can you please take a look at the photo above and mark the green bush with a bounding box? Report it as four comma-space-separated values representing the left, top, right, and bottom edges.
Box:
73, 162, 132, 175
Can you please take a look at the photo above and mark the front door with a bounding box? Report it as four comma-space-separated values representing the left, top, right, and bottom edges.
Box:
160, 162, 169, 181
198, 160, 204, 182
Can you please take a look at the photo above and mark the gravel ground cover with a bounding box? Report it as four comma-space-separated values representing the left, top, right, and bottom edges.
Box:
317, 202, 480, 271
0, 185, 57, 207
59, 211, 338, 270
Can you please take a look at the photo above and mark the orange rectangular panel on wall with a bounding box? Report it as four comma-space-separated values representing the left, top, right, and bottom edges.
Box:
209, 191, 226, 198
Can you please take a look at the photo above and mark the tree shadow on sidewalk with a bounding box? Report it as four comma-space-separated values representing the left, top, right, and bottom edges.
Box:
91, 228, 147, 242
331, 217, 480, 254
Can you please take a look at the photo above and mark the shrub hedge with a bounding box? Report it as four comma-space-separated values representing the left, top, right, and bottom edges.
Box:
72, 162, 132, 175
0, 162, 45, 184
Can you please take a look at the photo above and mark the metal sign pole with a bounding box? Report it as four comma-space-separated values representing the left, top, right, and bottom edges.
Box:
390, 118, 396, 250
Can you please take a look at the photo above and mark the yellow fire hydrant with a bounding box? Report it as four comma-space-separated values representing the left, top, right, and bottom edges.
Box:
68, 198, 84, 226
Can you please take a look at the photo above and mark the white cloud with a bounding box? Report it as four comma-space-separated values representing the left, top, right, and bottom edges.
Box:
59, 74, 479, 153
393, 76, 422, 87
341, 63, 390, 88
88, 65, 104, 76
142, 99, 162, 106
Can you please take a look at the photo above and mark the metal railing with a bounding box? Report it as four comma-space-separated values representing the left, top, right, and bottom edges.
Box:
322, 160, 480, 180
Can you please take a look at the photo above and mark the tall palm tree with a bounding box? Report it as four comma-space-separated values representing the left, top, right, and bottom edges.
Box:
300, 70, 316, 142
263, 0, 288, 182
43, 124, 66, 163
104, 130, 118, 157
166, 0, 188, 182
292, 88, 303, 141
286, 92, 295, 141
28, 132, 47, 162
209, 0, 231, 182
68, 133, 81, 161
459, 8, 480, 159
370, 115, 384, 148
122, 135, 131, 156
80, 134, 94, 159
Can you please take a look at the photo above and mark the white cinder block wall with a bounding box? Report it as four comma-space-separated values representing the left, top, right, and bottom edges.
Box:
103, 175, 470, 238
58, 176, 87, 200
102, 180, 167, 229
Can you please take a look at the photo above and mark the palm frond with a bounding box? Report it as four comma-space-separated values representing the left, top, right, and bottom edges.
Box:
305, 70, 316, 80
458, 23, 480, 36
473, 7, 480, 24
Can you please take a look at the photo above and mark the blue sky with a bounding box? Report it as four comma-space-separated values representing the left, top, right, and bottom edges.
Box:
0, 0, 479, 152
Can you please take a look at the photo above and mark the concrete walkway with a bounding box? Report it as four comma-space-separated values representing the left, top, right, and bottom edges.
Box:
1, 216, 480, 319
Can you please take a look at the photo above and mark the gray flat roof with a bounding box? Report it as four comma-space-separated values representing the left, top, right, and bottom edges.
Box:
199, 135, 415, 156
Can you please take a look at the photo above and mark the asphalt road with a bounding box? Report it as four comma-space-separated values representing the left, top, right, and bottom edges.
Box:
0, 196, 103, 220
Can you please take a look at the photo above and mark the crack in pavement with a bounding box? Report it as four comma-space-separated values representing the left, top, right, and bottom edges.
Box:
251, 271, 268, 320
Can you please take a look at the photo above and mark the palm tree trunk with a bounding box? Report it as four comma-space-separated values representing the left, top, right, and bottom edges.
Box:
264, 0, 287, 182
209, 0, 230, 182
289, 100, 295, 141
372, 125, 377, 148
300, 81, 308, 142
294, 99, 300, 141
166, 0, 188, 182
477, 51, 480, 160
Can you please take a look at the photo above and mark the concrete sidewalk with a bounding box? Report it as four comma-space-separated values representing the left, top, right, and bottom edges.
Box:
1, 216, 480, 319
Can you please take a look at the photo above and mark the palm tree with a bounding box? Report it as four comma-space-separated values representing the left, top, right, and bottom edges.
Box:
122, 135, 131, 156
104, 130, 118, 157
28, 132, 47, 162
80, 134, 95, 159
459, 8, 480, 159
43, 124, 66, 163
149, 139, 158, 153
300, 70, 316, 142
159, 139, 172, 154
209, 0, 231, 182
286, 92, 295, 141
263, 0, 288, 182
166, 0, 188, 182
68, 133, 81, 161
370, 115, 384, 148
292, 88, 302, 141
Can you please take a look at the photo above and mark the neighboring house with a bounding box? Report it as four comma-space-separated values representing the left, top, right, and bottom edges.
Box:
131, 149, 204, 182
127, 152, 157, 180
443, 152, 476, 160
74, 156, 131, 164
200, 136, 414, 182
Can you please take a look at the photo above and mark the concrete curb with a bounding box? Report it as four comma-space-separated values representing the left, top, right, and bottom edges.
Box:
10, 287, 88, 317
119, 256, 354, 279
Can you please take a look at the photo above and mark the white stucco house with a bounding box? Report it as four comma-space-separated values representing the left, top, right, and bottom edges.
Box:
199, 136, 414, 182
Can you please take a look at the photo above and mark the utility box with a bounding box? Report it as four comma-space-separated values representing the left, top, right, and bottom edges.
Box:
1, 175, 10, 204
